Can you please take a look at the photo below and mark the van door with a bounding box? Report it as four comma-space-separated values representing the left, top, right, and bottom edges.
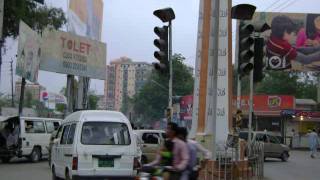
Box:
45, 121, 60, 156
256, 133, 272, 157
51, 125, 63, 176
141, 132, 161, 162
63, 123, 77, 175
22, 119, 47, 156
56, 125, 71, 177
77, 121, 135, 176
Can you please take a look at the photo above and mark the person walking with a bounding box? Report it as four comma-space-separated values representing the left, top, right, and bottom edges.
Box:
307, 129, 319, 158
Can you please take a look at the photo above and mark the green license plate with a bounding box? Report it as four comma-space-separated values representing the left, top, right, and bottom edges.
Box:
98, 158, 114, 167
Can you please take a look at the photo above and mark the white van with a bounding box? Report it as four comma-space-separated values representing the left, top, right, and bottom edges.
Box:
134, 129, 166, 164
0, 116, 61, 163
51, 110, 140, 180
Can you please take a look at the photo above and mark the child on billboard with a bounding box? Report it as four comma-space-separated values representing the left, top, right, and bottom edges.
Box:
266, 15, 320, 70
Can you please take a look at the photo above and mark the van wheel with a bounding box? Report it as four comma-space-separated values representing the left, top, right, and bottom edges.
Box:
1, 157, 11, 163
141, 155, 148, 165
52, 166, 60, 180
65, 169, 72, 180
281, 152, 289, 162
30, 147, 41, 163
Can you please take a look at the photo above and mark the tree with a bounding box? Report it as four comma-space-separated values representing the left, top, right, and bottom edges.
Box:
3, 0, 66, 40
88, 91, 99, 110
132, 54, 194, 123
25, 91, 33, 108
238, 70, 318, 101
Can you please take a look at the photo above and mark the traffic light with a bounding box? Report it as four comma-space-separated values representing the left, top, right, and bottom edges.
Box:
253, 37, 265, 83
238, 21, 254, 77
153, 26, 169, 73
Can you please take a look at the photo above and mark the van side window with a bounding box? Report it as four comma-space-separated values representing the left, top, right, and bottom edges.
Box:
56, 126, 63, 139
25, 120, 45, 133
142, 133, 159, 144
67, 124, 76, 144
46, 121, 60, 133
60, 125, 71, 145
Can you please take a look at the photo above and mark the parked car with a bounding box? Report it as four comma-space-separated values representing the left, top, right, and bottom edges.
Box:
239, 131, 290, 161
0, 116, 61, 163
134, 129, 166, 164
51, 110, 140, 180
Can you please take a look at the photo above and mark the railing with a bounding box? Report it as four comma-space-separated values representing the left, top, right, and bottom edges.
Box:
199, 141, 264, 180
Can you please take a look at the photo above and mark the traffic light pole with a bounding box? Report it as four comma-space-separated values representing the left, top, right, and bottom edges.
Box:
248, 56, 254, 153
168, 21, 173, 122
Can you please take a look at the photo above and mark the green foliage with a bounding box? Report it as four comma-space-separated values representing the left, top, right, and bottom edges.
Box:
88, 92, 99, 110
239, 70, 318, 101
132, 54, 194, 123
25, 91, 33, 108
3, 0, 67, 40
56, 104, 66, 112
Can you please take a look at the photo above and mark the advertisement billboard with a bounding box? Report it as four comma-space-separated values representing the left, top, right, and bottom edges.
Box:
16, 21, 41, 82
233, 95, 295, 114
249, 12, 320, 71
39, 29, 106, 79
40, 91, 67, 110
180, 95, 193, 130
68, 0, 103, 40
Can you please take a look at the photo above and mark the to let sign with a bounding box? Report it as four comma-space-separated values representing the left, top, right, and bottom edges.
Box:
40, 29, 106, 80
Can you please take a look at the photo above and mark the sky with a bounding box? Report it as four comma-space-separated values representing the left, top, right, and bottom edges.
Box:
1, 0, 319, 95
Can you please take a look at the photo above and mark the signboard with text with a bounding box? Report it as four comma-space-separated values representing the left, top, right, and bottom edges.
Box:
39, 29, 106, 79
233, 95, 295, 112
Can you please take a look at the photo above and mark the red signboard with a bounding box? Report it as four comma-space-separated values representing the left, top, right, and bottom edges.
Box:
233, 95, 295, 112
180, 95, 193, 121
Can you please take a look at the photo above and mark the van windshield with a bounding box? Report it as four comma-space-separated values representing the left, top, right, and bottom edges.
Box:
81, 122, 131, 145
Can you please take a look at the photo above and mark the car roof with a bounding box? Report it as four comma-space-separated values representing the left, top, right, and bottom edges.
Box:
134, 129, 165, 133
21, 117, 62, 121
63, 110, 129, 124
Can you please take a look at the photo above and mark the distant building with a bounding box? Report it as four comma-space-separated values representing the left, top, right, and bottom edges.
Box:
104, 57, 152, 111
15, 80, 46, 101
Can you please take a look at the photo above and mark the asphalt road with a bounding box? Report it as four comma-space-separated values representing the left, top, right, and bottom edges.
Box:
264, 150, 320, 180
0, 151, 319, 180
0, 158, 51, 180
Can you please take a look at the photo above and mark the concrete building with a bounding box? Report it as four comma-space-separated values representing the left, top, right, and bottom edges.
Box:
104, 57, 152, 111
15, 80, 46, 101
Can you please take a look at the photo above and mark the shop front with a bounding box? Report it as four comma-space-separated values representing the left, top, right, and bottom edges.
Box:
234, 95, 295, 138
281, 110, 320, 148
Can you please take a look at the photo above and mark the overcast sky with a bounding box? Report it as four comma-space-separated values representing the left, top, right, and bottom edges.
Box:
0, 0, 318, 95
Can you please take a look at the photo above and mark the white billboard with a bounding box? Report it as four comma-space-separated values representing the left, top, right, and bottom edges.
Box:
16, 21, 41, 82
39, 29, 106, 80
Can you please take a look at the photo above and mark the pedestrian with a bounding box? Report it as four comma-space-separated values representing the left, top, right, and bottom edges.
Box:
290, 129, 295, 148
146, 122, 189, 179
177, 127, 211, 180
307, 129, 319, 158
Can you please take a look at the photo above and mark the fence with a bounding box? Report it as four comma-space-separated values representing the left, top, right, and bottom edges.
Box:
199, 141, 264, 180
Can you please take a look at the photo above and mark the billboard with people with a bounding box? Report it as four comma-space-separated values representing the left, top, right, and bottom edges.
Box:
248, 12, 320, 71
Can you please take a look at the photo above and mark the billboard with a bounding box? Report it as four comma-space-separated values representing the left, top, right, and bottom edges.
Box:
249, 12, 320, 71
39, 29, 106, 79
180, 95, 193, 130
68, 0, 103, 40
40, 91, 67, 110
233, 95, 295, 113
16, 21, 41, 82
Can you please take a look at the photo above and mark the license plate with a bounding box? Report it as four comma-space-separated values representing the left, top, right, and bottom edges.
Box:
98, 158, 114, 167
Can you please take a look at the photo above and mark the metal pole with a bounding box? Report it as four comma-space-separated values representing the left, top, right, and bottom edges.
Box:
317, 74, 320, 103
10, 59, 14, 107
168, 20, 173, 122
248, 57, 254, 151
66, 75, 74, 113
18, 78, 26, 116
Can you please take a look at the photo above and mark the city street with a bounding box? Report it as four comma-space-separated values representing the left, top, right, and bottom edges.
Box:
0, 151, 319, 180
264, 150, 320, 180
